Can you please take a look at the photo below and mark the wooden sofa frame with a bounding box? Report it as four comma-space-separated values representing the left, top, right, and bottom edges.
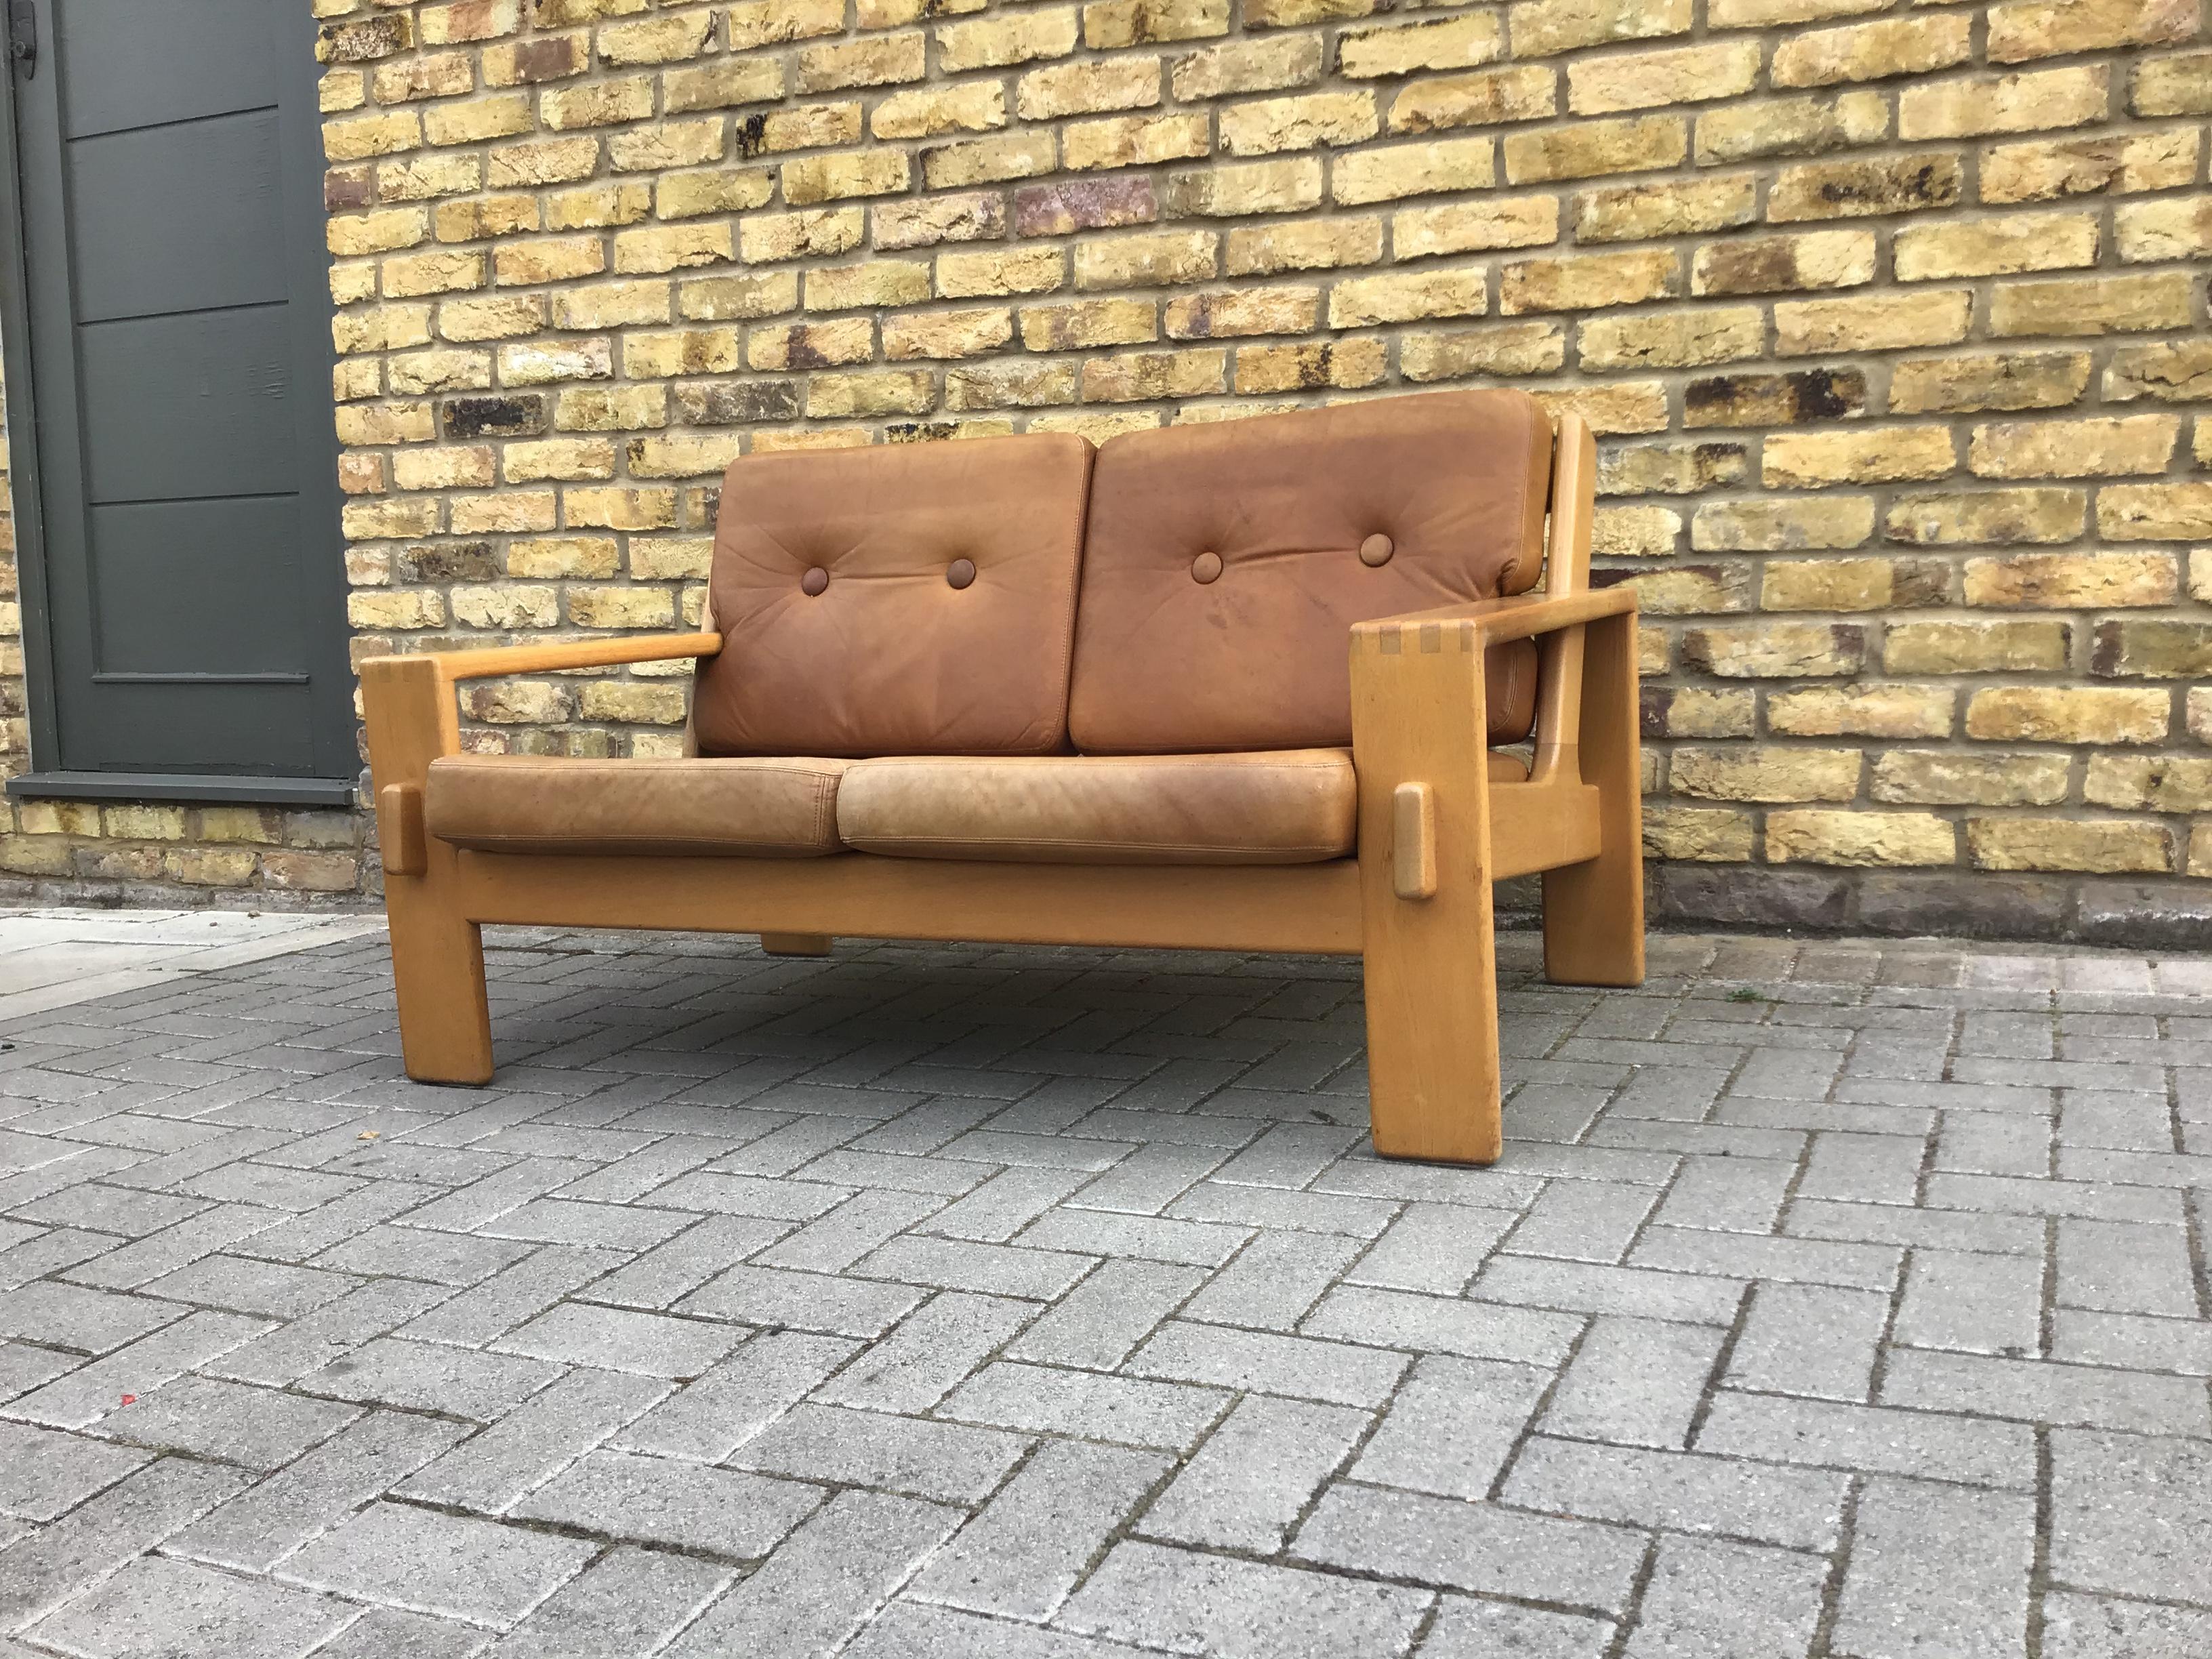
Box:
362, 413, 1641, 1166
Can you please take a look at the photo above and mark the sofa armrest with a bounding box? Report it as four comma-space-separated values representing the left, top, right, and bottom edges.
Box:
400, 631, 723, 682
1349, 587, 1634, 651
361, 632, 723, 874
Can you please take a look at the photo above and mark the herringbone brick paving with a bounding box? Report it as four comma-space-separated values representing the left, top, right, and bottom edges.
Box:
1, 923, 2209, 1657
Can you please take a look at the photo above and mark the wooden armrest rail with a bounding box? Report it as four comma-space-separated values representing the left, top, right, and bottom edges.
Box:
367, 632, 724, 684
1351, 587, 1635, 652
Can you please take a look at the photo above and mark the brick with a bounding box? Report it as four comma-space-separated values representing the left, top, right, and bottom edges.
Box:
1833, 1480, 2034, 1658
1901, 66, 2112, 139
1165, 157, 1320, 216
1511, 0, 1692, 58
1966, 687, 2167, 745
1692, 229, 1872, 295
1773, 289, 1971, 355
2098, 483, 2212, 541
1219, 91, 1377, 155
1576, 174, 1757, 242
1896, 211, 2101, 280
1885, 620, 2070, 674
2132, 49, 2212, 116
1990, 272, 2194, 337
1570, 43, 1760, 115
1390, 194, 1556, 253
1982, 129, 2202, 203
1500, 248, 1676, 313
1772, 16, 1971, 88
1016, 60, 1160, 120
1768, 154, 1961, 220
1694, 90, 1888, 164
1683, 368, 1868, 430
1673, 745, 1861, 801
1968, 413, 2179, 479
1579, 306, 1760, 370
1890, 350, 2091, 414
1988, 0, 2199, 62
1504, 115, 1685, 182
1083, 0, 1230, 47
1294, 1483, 1645, 1611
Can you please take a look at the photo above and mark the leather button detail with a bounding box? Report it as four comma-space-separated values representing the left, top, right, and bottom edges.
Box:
1359, 533, 1395, 567
1191, 551, 1223, 584
946, 558, 976, 590
800, 567, 829, 596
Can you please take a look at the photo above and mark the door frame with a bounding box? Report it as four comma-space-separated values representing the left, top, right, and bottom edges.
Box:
0, 7, 354, 808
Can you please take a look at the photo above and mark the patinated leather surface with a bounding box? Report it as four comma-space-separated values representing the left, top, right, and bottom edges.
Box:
425, 755, 848, 857
1069, 390, 1554, 754
837, 750, 1359, 864
693, 432, 1095, 758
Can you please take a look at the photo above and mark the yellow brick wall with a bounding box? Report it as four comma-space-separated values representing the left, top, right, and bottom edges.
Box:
9, 0, 2212, 937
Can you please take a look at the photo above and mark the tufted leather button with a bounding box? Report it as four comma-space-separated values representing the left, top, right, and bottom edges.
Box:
800, 566, 829, 596
1191, 551, 1223, 584
946, 558, 976, 590
1359, 533, 1395, 568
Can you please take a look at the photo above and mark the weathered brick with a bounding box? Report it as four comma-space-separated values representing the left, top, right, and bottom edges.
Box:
1389, 66, 1557, 132
1767, 810, 1957, 867
1980, 130, 2202, 203
1965, 688, 2167, 744
1570, 43, 1761, 115
1510, 0, 1692, 58
1389, 194, 1557, 255
1885, 621, 2070, 674
1771, 17, 1971, 89
1504, 116, 1686, 182
1988, 273, 2195, 337
1692, 230, 1873, 295
1683, 623, 1867, 678
1694, 91, 1888, 164
1900, 68, 2111, 140
1767, 155, 1962, 221
1332, 139, 1494, 205
1763, 428, 1956, 489
1967, 818, 2173, 875
1672, 746, 1863, 802
1889, 351, 2091, 415
1988, 0, 2199, 64
1967, 415, 2178, 480
1883, 488, 2085, 546
1575, 176, 1757, 242
1893, 213, 2100, 281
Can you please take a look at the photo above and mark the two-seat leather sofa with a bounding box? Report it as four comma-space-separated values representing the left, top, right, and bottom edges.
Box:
364, 388, 1642, 1166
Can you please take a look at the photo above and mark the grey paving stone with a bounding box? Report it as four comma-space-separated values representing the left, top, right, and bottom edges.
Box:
394, 1246, 622, 1348
1345, 1202, 1513, 1294
909, 1438, 1172, 1620
0, 1456, 247, 1630
1506, 1177, 1659, 1264
612, 1330, 857, 1461
2049, 1429, 2212, 1605
1881, 1348, 2211, 1436
484, 1547, 733, 1659
1293, 1483, 1645, 1614
1696, 1393, 2035, 1489
1471, 1256, 1745, 1326
0, 1338, 77, 1402
814, 1290, 1040, 1413
1831, 1477, 2032, 1659
491, 1302, 744, 1379
943, 1359, 1230, 1451
1501, 1438, 1848, 1553
94, 1373, 359, 1469
2050, 1309, 2212, 1375
202, 1277, 451, 1386
751, 1189, 947, 1273
141, 1252, 359, 1319
400, 1366, 670, 1513
1420, 1597, 1613, 1658
0, 1277, 180, 1353
1128, 1317, 1408, 1408
729, 1401, 1031, 1502
24, 1553, 356, 1659
2055, 1218, 2198, 1316
2040, 1593, 2212, 1659
588, 1214, 790, 1309
171, 1408, 470, 1572
1352, 1355, 1550, 1499
1135, 1393, 1368, 1553
1019, 1206, 1251, 1267
298, 1336, 560, 1420
1059, 1540, 1431, 1659
1181, 1228, 1362, 1330
1303, 1284, 1582, 1367
310, 1224, 535, 1286
1625, 1536, 1825, 1659
1891, 1248, 2044, 1357
677, 1262, 924, 1336
918, 1165, 1093, 1243
0, 1420, 148, 1522
279, 1501, 597, 1628
844, 1602, 1160, 1658
661, 1490, 964, 1659
1724, 1283, 1889, 1402
1002, 1258, 1204, 1370
308, 1607, 491, 1659
7, 1309, 270, 1430
510, 1447, 823, 1557
1540, 1317, 1723, 1450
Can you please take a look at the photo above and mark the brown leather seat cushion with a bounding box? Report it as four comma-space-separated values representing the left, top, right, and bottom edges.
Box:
693, 432, 1094, 758
837, 750, 1361, 865
425, 755, 848, 857
1069, 389, 1553, 754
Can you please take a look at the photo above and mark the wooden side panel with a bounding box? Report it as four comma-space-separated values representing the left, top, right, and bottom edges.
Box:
1350, 618, 1503, 1165
362, 657, 494, 1084
1543, 607, 1647, 988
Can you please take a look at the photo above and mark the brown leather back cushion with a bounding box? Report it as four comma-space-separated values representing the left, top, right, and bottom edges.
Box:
1068, 390, 1553, 753
694, 433, 1095, 757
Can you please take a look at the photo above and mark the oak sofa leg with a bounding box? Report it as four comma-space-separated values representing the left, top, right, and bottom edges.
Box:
388, 891, 495, 1086
759, 933, 834, 957
1543, 609, 1646, 989
1351, 617, 1504, 1166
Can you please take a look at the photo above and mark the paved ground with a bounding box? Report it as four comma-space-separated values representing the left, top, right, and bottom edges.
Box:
1, 916, 2209, 1659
